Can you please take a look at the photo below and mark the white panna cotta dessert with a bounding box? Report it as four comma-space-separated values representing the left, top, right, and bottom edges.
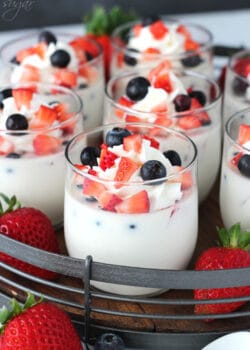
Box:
220, 108, 250, 230
0, 82, 82, 226
111, 16, 213, 77
64, 122, 198, 296
0, 30, 105, 131
105, 65, 222, 202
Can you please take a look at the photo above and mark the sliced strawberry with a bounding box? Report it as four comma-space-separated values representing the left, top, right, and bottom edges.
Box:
114, 157, 139, 183
154, 116, 173, 128
152, 73, 173, 93
82, 178, 106, 199
116, 190, 150, 214
70, 36, 100, 57
12, 87, 34, 110
133, 24, 142, 37
234, 57, 250, 77
99, 143, 118, 170
53, 69, 78, 88
190, 98, 211, 125
69, 40, 87, 63
16, 42, 47, 63
177, 115, 202, 130
231, 152, 243, 167
31, 104, 58, 129
0, 135, 14, 155
33, 134, 62, 155
125, 115, 143, 133
142, 135, 160, 149
185, 39, 200, 51
144, 47, 161, 55
116, 52, 124, 68
98, 191, 122, 212
148, 60, 172, 82
176, 25, 192, 40
78, 65, 98, 83
19, 65, 40, 83
123, 134, 142, 152
238, 124, 250, 145
173, 166, 193, 190
149, 20, 168, 39
115, 96, 134, 119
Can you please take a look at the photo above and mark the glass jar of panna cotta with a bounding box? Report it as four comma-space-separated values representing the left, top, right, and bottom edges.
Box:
104, 68, 222, 203
0, 30, 105, 131
64, 122, 198, 296
220, 107, 250, 230
0, 82, 83, 227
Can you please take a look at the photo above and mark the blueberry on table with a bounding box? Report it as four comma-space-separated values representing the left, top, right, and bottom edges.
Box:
163, 150, 182, 166
188, 90, 207, 106
0, 88, 12, 102
6, 113, 28, 131
95, 333, 125, 350
38, 30, 57, 44
140, 160, 167, 183
126, 76, 151, 101
232, 77, 249, 96
80, 146, 100, 167
106, 127, 131, 147
238, 154, 250, 177
124, 48, 139, 66
142, 15, 160, 26
181, 54, 203, 68
173, 94, 191, 112
50, 49, 71, 68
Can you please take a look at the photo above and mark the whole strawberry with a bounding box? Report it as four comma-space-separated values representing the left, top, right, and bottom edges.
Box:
0, 294, 83, 350
0, 193, 60, 279
194, 223, 250, 318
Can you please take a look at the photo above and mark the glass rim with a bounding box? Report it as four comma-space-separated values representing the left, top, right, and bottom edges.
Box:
65, 121, 198, 186
111, 17, 213, 59
0, 81, 83, 134
228, 48, 250, 83
225, 106, 250, 151
0, 30, 104, 67
105, 69, 221, 119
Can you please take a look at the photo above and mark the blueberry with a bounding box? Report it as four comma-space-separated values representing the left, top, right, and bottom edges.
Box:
106, 127, 131, 147
0, 88, 12, 103
6, 113, 28, 131
232, 77, 249, 96
79, 83, 88, 89
163, 150, 182, 166
238, 154, 250, 177
50, 49, 70, 68
124, 48, 139, 66
188, 90, 207, 106
181, 54, 203, 68
0, 102, 4, 109
10, 56, 19, 65
142, 15, 160, 27
126, 77, 151, 101
80, 146, 100, 167
95, 333, 125, 350
6, 152, 21, 159
85, 51, 93, 61
38, 30, 57, 44
140, 160, 167, 183
173, 94, 191, 112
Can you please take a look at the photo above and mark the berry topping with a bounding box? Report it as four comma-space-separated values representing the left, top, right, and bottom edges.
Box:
115, 190, 150, 214
106, 127, 131, 147
6, 113, 28, 131
0, 135, 14, 155
38, 30, 57, 44
238, 124, 250, 145
188, 90, 207, 106
177, 115, 202, 130
123, 133, 142, 152
0, 88, 12, 102
173, 94, 191, 112
149, 20, 168, 40
83, 178, 107, 199
6, 152, 21, 158
124, 48, 139, 66
80, 146, 100, 167
181, 54, 202, 68
33, 134, 61, 155
12, 87, 34, 110
142, 15, 160, 27
98, 192, 122, 212
99, 144, 118, 170
31, 104, 58, 128
50, 49, 71, 68
152, 72, 172, 93
140, 160, 167, 182
232, 76, 249, 96
95, 332, 125, 350
53, 68, 77, 88
164, 150, 182, 166
114, 156, 138, 182
126, 77, 151, 101
237, 154, 250, 177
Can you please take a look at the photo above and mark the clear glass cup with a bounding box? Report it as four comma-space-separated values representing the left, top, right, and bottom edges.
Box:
220, 107, 250, 230
111, 17, 213, 77
64, 122, 198, 296
223, 49, 250, 129
0, 82, 83, 227
0, 31, 105, 131
105, 69, 222, 203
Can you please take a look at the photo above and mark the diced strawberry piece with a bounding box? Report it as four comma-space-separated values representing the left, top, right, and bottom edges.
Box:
19, 65, 40, 83
16, 42, 47, 63
82, 178, 106, 199
123, 134, 142, 152
78, 65, 98, 83
234, 57, 250, 77
98, 191, 122, 212
99, 143, 118, 170
148, 60, 172, 82
142, 135, 160, 149
231, 152, 243, 166
176, 25, 192, 40
0, 135, 14, 155
114, 157, 139, 183
238, 124, 250, 145
12, 87, 34, 110
116, 52, 124, 68
144, 47, 161, 55
69, 40, 87, 63
185, 39, 200, 51
149, 20, 168, 39
174, 166, 193, 190
33, 134, 62, 155
133, 24, 142, 37
70, 36, 99, 57
190, 98, 211, 125
115, 96, 134, 118
53, 69, 77, 88
125, 115, 143, 133
177, 115, 202, 130
152, 73, 173, 93
154, 116, 173, 128
116, 190, 150, 214
31, 104, 58, 129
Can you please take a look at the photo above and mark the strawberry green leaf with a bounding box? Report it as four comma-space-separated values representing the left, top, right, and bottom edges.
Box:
217, 223, 250, 250
0, 193, 21, 215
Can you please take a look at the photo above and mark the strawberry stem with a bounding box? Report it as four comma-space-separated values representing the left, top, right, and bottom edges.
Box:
217, 223, 250, 250
0, 193, 21, 215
